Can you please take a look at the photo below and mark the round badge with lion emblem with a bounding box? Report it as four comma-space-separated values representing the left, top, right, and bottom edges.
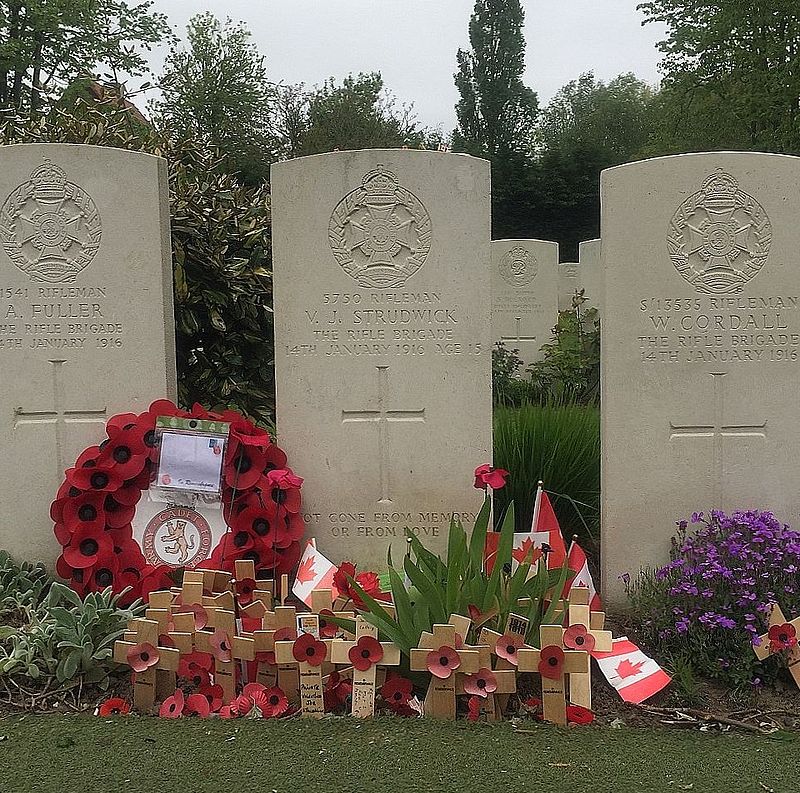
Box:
329, 165, 432, 288
667, 169, 772, 294
499, 246, 537, 287
142, 507, 212, 568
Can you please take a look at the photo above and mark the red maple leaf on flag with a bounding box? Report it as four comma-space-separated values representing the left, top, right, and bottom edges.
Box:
295, 556, 317, 585
616, 659, 645, 679
512, 537, 542, 565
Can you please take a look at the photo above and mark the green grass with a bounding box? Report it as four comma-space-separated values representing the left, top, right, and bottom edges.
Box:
0, 714, 795, 792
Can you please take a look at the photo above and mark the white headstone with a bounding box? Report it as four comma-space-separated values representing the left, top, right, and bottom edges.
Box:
578, 238, 603, 314
601, 152, 800, 601
558, 262, 581, 312
0, 144, 176, 566
272, 150, 492, 568
491, 239, 558, 368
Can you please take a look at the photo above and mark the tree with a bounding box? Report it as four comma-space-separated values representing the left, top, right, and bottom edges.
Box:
0, 1, 170, 117
150, 12, 276, 182
297, 72, 426, 156
639, 0, 800, 152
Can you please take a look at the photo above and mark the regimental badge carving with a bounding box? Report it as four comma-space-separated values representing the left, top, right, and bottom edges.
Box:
0, 158, 102, 283
499, 246, 537, 287
142, 506, 212, 568
329, 165, 432, 288
667, 169, 772, 294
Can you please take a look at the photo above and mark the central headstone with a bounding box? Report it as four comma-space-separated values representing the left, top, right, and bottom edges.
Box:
601, 152, 800, 602
0, 144, 177, 567
272, 150, 492, 567
578, 238, 603, 315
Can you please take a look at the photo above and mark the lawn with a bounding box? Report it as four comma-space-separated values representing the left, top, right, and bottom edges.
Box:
0, 714, 793, 793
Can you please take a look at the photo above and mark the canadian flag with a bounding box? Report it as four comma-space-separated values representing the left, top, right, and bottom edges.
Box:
591, 637, 671, 704
291, 539, 337, 607
563, 540, 602, 610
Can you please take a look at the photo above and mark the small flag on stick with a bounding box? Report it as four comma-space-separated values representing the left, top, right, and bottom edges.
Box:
292, 539, 337, 607
591, 637, 671, 704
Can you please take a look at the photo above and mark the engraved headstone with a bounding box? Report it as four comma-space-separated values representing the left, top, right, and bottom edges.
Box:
558, 262, 581, 312
491, 239, 558, 368
0, 144, 176, 566
601, 153, 800, 601
272, 150, 492, 567
578, 238, 603, 315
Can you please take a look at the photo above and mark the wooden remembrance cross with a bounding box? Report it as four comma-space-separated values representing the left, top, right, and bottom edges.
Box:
251, 604, 298, 694
331, 615, 400, 717
566, 586, 612, 709
753, 603, 800, 689
341, 364, 425, 504
194, 608, 255, 703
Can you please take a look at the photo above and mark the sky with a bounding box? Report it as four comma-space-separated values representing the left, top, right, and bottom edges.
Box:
142, 0, 667, 131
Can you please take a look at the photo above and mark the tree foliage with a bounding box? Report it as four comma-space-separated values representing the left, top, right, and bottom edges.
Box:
0, 0, 170, 117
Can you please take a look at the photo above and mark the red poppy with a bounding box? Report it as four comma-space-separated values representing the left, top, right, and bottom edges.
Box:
224, 445, 267, 490
262, 444, 288, 473
178, 651, 214, 678
103, 494, 137, 528
348, 636, 384, 671
184, 693, 211, 718
495, 633, 524, 666
111, 480, 145, 508
210, 630, 232, 662
229, 419, 271, 450
564, 624, 595, 652
84, 552, 120, 592
235, 578, 257, 607
107, 412, 139, 434
463, 667, 498, 698
139, 565, 174, 600
473, 464, 510, 490
175, 603, 208, 631
333, 562, 387, 608
97, 697, 130, 716
62, 491, 106, 534
539, 645, 565, 679
324, 671, 353, 711
66, 464, 124, 493
566, 704, 595, 725
381, 676, 413, 709
183, 666, 210, 690
127, 642, 160, 673
265, 468, 303, 514
275, 511, 305, 549
218, 704, 236, 719
318, 609, 339, 639
231, 504, 278, 546
467, 695, 483, 721
55, 555, 88, 596
199, 683, 224, 713
768, 622, 798, 652
54, 522, 72, 545
262, 686, 289, 718
292, 633, 327, 667
159, 689, 185, 718
98, 424, 148, 479
274, 541, 302, 574
64, 523, 113, 569
426, 645, 460, 679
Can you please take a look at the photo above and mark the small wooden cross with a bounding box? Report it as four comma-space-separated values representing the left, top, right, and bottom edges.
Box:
753, 603, 800, 688
234, 559, 273, 618
114, 618, 181, 713
517, 624, 590, 725
454, 641, 516, 722
194, 608, 255, 702
330, 615, 401, 717
310, 588, 355, 639
409, 624, 480, 719
478, 613, 531, 716
274, 615, 333, 718
566, 586, 612, 709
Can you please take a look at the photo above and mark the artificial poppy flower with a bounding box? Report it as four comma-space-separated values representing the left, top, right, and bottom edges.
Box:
563, 624, 595, 652
463, 667, 498, 698
75, 445, 102, 468
224, 445, 267, 490
467, 695, 483, 721
262, 686, 289, 718
174, 603, 208, 631
218, 704, 236, 719
189, 403, 223, 421
473, 464, 510, 491
262, 443, 288, 473
522, 696, 542, 718
214, 529, 257, 560
64, 523, 113, 569
274, 541, 302, 574
183, 666, 210, 690
210, 630, 232, 662
54, 522, 72, 545
275, 511, 305, 549
147, 398, 184, 419
768, 622, 798, 652
184, 693, 211, 718
62, 491, 106, 534
381, 676, 413, 709
127, 642, 160, 673
159, 689, 184, 718
333, 562, 358, 599
292, 632, 327, 667
178, 651, 214, 678
265, 468, 303, 514
199, 683, 224, 713
111, 480, 145, 508
86, 552, 120, 591
106, 412, 139, 433
495, 633, 524, 666
228, 417, 271, 450
324, 671, 353, 711
426, 645, 460, 679
55, 555, 88, 595
138, 564, 174, 600
125, 463, 154, 492
66, 463, 124, 493
318, 609, 339, 639
98, 424, 148, 479
97, 697, 130, 716
348, 636, 384, 671
539, 645, 565, 679
566, 704, 594, 725
333, 562, 387, 608
236, 577, 257, 606
103, 494, 137, 529
231, 504, 278, 545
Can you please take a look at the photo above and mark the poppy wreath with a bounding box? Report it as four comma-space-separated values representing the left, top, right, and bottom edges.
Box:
51, 399, 305, 604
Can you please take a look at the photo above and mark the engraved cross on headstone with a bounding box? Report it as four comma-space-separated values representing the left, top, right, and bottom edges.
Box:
500, 316, 538, 359
13, 359, 107, 481
341, 365, 425, 504
670, 371, 767, 505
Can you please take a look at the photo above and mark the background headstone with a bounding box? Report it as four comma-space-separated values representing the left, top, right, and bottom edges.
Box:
558, 262, 581, 312
491, 239, 558, 369
273, 150, 492, 568
0, 144, 176, 566
578, 238, 603, 315
601, 152, 800, 601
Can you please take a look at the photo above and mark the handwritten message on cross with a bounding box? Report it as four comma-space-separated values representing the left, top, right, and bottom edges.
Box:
341, 365, 425, 503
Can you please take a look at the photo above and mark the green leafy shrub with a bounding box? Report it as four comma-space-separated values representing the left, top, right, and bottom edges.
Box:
0, 96, 274, 424
0, 551, 52, 624
493, 404, 600, 546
